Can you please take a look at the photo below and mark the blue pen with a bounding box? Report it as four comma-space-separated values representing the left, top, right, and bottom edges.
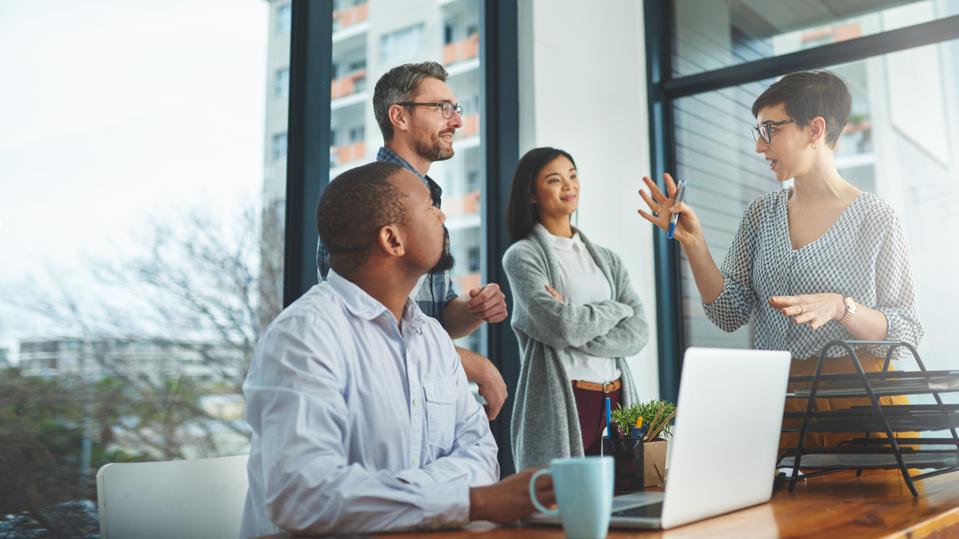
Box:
604, 396, 613, 438
666, 179, 687, 240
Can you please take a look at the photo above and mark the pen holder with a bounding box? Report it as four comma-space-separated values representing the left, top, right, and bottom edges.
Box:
602, 436, 645, 493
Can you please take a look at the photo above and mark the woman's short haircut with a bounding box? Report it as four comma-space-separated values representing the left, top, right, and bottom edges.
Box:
316, 161, 408, 275
506, 147, 577, 243
373, 61, 449, 143
751, 70, 851, 148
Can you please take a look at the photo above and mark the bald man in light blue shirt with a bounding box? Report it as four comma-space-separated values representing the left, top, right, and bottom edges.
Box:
240, 163, 552, 537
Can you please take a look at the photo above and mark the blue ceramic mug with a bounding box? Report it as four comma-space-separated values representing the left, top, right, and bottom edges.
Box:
529, 456, 615, 539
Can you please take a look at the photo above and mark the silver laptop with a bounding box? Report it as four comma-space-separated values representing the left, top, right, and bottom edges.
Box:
528, 347, 790, 530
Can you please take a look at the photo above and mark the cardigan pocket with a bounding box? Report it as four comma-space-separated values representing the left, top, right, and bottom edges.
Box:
423, 377, 457, 451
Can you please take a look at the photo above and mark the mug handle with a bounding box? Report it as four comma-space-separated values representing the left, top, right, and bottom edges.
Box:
529, 468, 559, 516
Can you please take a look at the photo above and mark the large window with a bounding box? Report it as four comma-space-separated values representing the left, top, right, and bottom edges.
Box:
673, 49, 959, 349
649, 1, 959, 399
326, 0, 487, 353
672, 0, 959, 77
673, 79, 773, 350
0, 1, 285, 534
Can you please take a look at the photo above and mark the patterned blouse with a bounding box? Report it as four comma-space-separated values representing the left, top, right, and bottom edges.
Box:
703, 188, 922, 360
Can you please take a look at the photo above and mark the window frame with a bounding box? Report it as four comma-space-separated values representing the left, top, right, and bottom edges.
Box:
645, 1, 959, 401
283, 0, 521, 474
283, 0, 333, 307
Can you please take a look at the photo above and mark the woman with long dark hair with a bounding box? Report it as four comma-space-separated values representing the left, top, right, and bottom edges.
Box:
503, 147, 650, 469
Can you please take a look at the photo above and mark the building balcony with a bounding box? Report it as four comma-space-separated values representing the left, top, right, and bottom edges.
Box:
447, 57, 479, 77
333, 2, 368, 31
457, 272, 481, 294
838, 118, 873, 156
444, 190, 480, 218
331, 70, 368, 99
331, 141, 366, 168
800, 22, 862, 47
457, 113, 479, 139
443, 33, 479, 66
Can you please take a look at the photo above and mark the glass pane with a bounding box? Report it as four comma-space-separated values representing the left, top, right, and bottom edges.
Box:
328, 0, 486, 353
674, 80, 773, 349
0, 0, 284, 534
673, 40, 959, 381
671, 0, 958, 77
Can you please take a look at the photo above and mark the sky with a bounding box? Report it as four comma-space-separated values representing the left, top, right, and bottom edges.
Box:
0, 0, 271, 341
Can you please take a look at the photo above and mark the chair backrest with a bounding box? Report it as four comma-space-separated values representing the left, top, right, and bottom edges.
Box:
96, 454, 249, 539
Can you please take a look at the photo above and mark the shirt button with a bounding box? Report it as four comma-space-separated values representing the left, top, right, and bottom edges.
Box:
412, 398, 417, 407
412, 457, 417, 466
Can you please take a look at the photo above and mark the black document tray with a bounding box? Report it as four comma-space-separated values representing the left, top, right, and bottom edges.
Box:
783, 405, 959, 433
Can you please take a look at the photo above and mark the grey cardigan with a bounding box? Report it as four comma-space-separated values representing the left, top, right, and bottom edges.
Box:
502, 225, 650, 470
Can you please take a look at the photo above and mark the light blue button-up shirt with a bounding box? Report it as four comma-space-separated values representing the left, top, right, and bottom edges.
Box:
240, 271, 499, 537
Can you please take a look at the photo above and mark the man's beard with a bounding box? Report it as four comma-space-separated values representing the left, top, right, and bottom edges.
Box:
415, 133, 455, 162
429, 226, 455, 273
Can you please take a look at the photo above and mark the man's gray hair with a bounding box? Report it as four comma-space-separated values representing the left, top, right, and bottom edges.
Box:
373, 61, 449, 142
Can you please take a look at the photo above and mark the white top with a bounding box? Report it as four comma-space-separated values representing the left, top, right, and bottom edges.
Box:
538, 223, 621, 384
240, 271, 499, 538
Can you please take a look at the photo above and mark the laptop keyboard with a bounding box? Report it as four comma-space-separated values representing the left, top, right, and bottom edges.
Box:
612, 502, 664, 518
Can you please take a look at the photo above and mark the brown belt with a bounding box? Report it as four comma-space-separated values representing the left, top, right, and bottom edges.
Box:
572, 378, 622, 393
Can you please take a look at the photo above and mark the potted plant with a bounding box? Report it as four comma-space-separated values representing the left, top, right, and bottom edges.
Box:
608, 400, 676, 488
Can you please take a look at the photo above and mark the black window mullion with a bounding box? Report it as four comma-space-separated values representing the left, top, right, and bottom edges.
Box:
665, 14, 959, 99
283, 0, 334, 307
481, 0, 520, 476
646, 0, 685, 403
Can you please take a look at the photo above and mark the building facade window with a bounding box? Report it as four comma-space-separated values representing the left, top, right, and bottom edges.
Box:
272, 132, 288, 161
379, 24, 425, 66
276, 2, 292, 34
274, 68, 289, 98
325, 0, 486, 355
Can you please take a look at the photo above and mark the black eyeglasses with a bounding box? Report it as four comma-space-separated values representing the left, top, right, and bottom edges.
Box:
396, 101, 464, 119
751, 119, 794, 144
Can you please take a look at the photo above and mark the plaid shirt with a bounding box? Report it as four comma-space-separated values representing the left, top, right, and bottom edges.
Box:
316, 146, 459, 324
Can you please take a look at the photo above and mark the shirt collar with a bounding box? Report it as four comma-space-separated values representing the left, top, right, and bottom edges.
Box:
377, 146, 442, 208
377, 146, 427, 182
327, 269, 428, 329
535, 222, 583, 252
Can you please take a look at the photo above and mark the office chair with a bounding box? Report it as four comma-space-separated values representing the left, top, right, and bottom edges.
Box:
96, 454, 249, 539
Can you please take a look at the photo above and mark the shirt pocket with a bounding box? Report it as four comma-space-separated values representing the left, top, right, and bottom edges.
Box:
423, 376, 457, 452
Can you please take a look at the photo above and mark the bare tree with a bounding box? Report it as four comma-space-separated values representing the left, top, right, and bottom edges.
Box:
0, 200, 284, 535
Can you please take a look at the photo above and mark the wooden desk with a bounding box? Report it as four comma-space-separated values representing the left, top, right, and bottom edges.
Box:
373, 470, 959, 539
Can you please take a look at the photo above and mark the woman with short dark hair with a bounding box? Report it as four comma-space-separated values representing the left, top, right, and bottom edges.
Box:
638, 70, 922, 451
504, 147, 650, 470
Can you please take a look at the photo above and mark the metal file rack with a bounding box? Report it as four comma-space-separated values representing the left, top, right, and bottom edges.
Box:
778, 340, 959, 497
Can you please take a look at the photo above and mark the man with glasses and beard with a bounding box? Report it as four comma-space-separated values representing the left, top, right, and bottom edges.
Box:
241, 163, 551, 537
317, 61, 509, 421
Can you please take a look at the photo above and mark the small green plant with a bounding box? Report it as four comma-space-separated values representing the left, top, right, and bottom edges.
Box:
847, 113, 869, 126
611, 400, 676, 441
